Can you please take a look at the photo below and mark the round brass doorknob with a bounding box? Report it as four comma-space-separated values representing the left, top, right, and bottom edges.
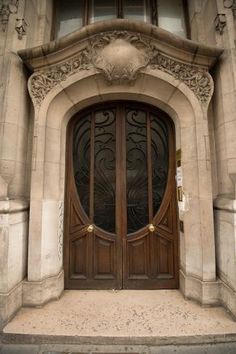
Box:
87, 224, 94, 233
148, 223, 155, 232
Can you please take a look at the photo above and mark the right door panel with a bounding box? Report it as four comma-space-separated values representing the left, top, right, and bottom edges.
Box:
123, 103, 178, 289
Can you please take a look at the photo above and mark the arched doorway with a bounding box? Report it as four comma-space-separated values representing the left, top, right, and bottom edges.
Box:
64, 101, 179, 289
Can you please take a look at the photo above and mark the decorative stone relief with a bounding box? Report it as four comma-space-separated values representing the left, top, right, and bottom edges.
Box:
91, 31, 152, 83
214, 14, 227, 34
58, 201, 64, 261
224, 0, 236, 17
29, 31, 212, 106
15, 17, 27, 39
0, 0, 18, 31
29, 48, 91, 106
149, 52, 212, 105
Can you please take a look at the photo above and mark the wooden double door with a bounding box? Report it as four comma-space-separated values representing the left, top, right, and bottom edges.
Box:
64, 101, 178, 289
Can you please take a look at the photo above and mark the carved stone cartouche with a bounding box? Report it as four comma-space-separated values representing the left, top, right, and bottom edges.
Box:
92, 38, 149, 83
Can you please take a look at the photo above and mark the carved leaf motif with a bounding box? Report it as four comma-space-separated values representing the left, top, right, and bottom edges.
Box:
29, 49, 91, 105
29, 31, 213, 107
0, 0, 18, 31
149, 53, 212, 104
58, 201, 64, 261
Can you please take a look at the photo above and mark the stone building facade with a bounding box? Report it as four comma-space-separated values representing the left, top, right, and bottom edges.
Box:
0, 0, 236, 328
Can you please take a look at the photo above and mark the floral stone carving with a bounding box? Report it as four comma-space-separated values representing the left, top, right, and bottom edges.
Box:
29, 31, 212, 106
58, 201, 64, 261
30, 48, 91, 106
0, 0, 18, 31
149, 52, 212, 105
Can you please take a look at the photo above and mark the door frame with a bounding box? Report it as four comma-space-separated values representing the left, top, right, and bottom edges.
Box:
64, 100, 179, 290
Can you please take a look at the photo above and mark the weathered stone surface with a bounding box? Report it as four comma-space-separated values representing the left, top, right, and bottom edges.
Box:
3, 290, 236, 340
1, 0, 236, 330
18, 22, 222, 107
1, 343, 236, 354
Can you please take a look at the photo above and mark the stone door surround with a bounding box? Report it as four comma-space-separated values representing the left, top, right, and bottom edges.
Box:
18, 20, 223, 307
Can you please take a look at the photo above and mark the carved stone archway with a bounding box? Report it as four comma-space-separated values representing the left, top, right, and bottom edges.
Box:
18, 20, 222, 306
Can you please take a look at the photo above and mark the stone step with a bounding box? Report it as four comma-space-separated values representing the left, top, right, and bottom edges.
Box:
1, 342, 236, 354
2, 290, 236, 353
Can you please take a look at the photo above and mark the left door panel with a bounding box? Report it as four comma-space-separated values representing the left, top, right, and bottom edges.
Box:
64, 106, 121, 289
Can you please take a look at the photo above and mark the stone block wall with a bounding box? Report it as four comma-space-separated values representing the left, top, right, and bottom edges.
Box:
0, 0, 53, 329
0, 199, 28, 327
189, 0, 236, 317
1, 0, 236, 328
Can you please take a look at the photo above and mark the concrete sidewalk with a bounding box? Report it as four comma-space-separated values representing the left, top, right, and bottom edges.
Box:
1, 290, 236, 352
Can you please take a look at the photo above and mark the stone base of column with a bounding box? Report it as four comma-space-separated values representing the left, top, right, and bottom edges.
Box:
180, 270, 220, 306
220, 280, 236, 319
0, 282, 23, 330
22, 270, 64, 307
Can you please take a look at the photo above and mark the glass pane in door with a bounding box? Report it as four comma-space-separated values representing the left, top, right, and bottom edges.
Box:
73, 115, 91, 216
94, 109, 116, 233
151, 114, 169, 216
126, 108, 149, 234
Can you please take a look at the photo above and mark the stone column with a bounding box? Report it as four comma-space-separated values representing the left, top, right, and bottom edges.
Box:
0, 0, 54, 327
188, 0, 236, 317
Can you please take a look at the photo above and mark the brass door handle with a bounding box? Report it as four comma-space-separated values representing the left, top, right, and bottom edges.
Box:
148, 223, 155, 232
87, 224, 94, 233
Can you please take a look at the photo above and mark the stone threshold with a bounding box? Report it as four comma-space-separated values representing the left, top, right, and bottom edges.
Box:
2, 290, 236, 348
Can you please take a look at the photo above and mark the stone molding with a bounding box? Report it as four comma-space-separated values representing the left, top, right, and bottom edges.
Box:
180, 267, 236, 320
29, 31, 212, 106
58, 201, 64, 261
29, 33, 213, 106
0, 0, 18, 31
18, 20, 222, 108
220, 279, 236, 319
179, 270, 221, 306
0, 198, 29, 214
214, 195, 236, 212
